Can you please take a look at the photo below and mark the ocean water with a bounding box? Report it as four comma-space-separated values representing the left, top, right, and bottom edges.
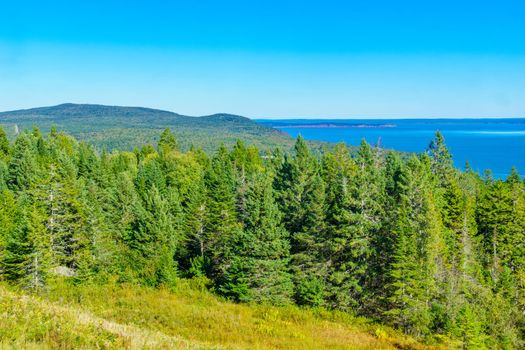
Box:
257, 119, 525, 179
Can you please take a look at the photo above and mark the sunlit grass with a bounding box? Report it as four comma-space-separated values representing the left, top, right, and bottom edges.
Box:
1, 279, 449, 349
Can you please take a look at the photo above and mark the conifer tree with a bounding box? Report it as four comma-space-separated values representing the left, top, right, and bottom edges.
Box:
2, 195, 52, 290
7, 133, 38, 191
204, 145, 243, 292
158, 128, 179, 153
0, 160, 8, 191
477, 180, 515, 281
36, 168, 84, 270
274, 136, 327, 306
0, 126, 9, 157
142, 186, 179, 286
225, 171, 293, 304
23, 204, 53, 291
78, 179, 117, 279
181, 177, 208, 276
0, 189, 17, 278
384, 156, 441, 336
428, 131, 453, 186
135, 158, 166, 199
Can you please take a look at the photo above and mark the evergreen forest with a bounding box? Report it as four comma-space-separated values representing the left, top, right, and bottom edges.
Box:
1, 126, 524, 349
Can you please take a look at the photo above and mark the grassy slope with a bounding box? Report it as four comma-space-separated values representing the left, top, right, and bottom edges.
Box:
0, 280, 448, 350
0, 103, 333, 153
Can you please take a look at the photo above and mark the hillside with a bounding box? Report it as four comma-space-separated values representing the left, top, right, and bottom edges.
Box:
0, 281, 441, 350
0, 103, 326, 153
0, 119, 521, 348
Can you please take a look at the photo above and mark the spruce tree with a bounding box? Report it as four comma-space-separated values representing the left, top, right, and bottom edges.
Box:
428, 131, 453, 186
2, 195, 52, 290
24, 204, 53, 291
228, 171, 293, 304
477, 180, 515, 281
274, 136, 327, 306
7, 133, 38, 191
181, 177, 208, 276
204, 145, 243, 294
0, 126, 9, 157
158, 128, 179, 153
384, 156, 440, 336
0, 189, 17, 278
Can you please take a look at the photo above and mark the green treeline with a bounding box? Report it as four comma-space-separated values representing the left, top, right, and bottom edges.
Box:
0, 126, 524, 348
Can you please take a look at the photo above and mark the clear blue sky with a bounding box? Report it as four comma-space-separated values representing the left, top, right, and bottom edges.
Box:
1, 0, 524, 118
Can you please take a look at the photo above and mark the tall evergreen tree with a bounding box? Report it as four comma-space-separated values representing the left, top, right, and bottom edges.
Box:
181, 177, 208, 276
428, 131, 453, 186
274, 136, 327, 306
204, 145, 243, 293
7, 133, 39, 191
224, 171, 293, 304
384, 156, 441, 337
0, 189, 17, 278
0, 126, 9, 157
158, 128, 179, 153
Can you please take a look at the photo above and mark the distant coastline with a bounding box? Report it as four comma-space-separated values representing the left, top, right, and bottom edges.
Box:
271, 123, 396, 129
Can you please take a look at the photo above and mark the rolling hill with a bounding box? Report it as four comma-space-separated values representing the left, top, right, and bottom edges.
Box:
0, 103, 327, 153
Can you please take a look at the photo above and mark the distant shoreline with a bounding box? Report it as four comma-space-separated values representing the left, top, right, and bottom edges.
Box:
272, 123, 397, 129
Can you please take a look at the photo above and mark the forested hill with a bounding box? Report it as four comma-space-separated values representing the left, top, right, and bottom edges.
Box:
0, 103, 323, 152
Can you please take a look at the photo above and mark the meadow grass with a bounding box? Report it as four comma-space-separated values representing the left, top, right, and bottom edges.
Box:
1, 279, 450, 349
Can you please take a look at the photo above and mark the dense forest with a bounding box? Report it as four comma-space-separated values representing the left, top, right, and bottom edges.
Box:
0, 103, 331, 153
0, 126, 524, 349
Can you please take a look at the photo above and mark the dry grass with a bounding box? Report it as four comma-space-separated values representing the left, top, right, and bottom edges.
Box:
1, 280, 451, 350
0, 286, 206, 349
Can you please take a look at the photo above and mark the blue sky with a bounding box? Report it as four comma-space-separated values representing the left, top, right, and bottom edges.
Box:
0, 0, 524, 118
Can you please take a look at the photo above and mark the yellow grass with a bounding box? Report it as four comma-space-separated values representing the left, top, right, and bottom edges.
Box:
0, 280, 451, 350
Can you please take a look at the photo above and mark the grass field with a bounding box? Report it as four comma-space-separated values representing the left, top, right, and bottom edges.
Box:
0, 279, 451, 350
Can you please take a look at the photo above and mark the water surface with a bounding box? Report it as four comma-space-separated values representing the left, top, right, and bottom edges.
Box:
258, 119, 525, 179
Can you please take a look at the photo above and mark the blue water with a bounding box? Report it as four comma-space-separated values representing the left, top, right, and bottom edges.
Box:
257, 119, 525, 179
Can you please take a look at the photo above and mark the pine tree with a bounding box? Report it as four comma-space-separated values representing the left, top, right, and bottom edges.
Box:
291, 173, 327, 306
78, 179, 117, 279
477, 180, 515, 282
0, 126, 9, 157
384, 156, 440, 337
77, 142, 101, 179
0, 160, 8, 191
158, 128, 179, 153
204, 145, 243, 293
142, 186, 179, 286
274, 136, 327, 306
2, 195, 32, 283
31, 161, 89, 277
135, 158, 166, 199
226, 171, 293, 304
456, 304, 488, 349
106, 171, 142, 279
181, 177, 208, 276
7, 133, 39, 191
23, 204, 53, 291
428, 131, 453, 186
0, 189, 17, 279
2, 195, 52, 290
441, 175, 466, 272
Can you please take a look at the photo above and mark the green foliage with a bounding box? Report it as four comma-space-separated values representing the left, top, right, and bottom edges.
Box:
0, 103, 334, 154
158, 127, 179, 153
0, 126, 9, 157
0, 128, 524, 348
